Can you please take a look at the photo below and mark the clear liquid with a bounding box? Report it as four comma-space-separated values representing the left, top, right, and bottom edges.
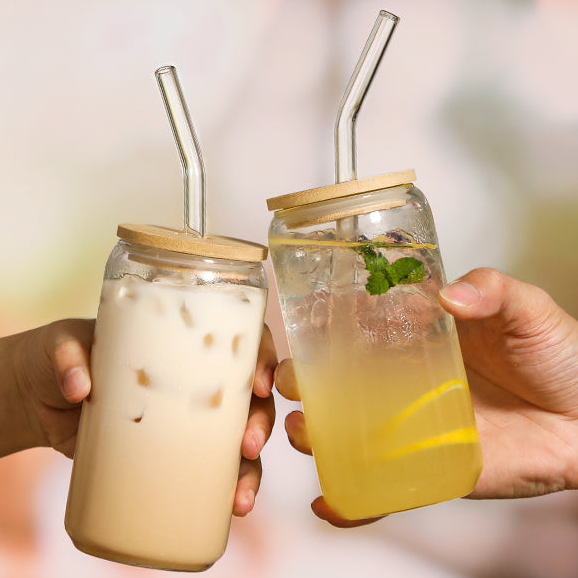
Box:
270, 237, 482, 519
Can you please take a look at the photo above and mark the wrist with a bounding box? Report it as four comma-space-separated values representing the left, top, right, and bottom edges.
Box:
0, 330, 48, 457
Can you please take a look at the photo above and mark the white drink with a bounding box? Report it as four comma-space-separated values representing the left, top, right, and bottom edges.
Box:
65, 274, 266, 571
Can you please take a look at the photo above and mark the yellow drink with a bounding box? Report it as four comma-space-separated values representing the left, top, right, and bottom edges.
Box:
270, 235, 482, 519
296, 332, 482, 519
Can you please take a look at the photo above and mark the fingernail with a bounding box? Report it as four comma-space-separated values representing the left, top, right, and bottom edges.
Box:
251, 429, 266, 456
261, 367, 274, 394
440, 281, 481, 307
62, 367, 91, 402
244, 489, 255, 511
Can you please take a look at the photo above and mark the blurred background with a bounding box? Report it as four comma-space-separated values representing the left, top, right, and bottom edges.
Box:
1, 0, 578, 576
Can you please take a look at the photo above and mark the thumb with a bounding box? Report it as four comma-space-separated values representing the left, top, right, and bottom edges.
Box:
440, 268, 578, 418
438, 267, 555, 334
41, 319, 94, 406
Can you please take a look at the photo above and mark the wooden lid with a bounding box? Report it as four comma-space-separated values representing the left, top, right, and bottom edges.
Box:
283, 198, 408, 230
117, 224, 268, 262
266, 169, 416, 212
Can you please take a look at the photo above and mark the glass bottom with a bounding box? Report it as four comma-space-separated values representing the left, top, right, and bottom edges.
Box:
69, 535, 216, 573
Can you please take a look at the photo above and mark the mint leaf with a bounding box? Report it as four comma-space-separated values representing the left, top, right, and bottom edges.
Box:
366, 272, 390, 295
374, 254, 389, 274
354, 244, 425, 295
355, 244, 384, 270
401, 263, 425, 284
386, 257, 425, 285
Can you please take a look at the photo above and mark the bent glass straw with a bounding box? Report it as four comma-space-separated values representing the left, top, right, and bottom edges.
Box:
335, 10, 399, 184
156, 65, 206, 237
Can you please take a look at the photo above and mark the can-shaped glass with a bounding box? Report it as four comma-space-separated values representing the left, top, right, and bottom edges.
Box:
267, 170, 482, 520
65, 224, 268, 571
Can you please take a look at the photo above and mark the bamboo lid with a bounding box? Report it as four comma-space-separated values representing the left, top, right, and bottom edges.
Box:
266, 169, 416, 212
117, 224, 268, 262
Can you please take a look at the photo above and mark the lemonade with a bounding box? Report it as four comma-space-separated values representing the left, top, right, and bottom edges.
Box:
295, 335, 481, 519
270, 233, 482, 519
65, 274, 266, 570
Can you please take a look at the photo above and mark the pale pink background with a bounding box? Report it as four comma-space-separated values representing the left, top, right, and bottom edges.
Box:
2, 1, 578, 577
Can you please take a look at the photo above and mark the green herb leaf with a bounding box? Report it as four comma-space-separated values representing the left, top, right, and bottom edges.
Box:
400, 263, 426, 284
354, 244, 425, 295
355, 245, 382, 269
366, 272, 390, 295
386, 257, 425, 285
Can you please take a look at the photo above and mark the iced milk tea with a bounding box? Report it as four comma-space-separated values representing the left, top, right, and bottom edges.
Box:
65, 234, 267, 571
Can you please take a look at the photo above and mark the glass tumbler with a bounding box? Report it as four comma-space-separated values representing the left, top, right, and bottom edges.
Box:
65, 224, 268, 571
267, 170, 482, 520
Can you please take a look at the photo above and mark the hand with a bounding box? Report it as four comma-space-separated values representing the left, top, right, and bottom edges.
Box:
1, 319, 95, 459
276, 268, 578, 526
1, 320, 277, 518
439, 268, 578, 499
233, 324, 277, 516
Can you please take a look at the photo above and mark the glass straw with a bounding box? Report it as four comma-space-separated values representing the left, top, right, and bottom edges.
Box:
335, 10, 399, 184
156, 65, 206, 237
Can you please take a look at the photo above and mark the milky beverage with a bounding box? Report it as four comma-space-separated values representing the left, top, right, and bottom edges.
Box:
65, 274, 266, 571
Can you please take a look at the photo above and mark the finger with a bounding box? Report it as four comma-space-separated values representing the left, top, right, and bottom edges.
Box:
285, 410, 312, 455
242, 394, 275, 461
233, 457, 262, 517
311, 497, 384, 528
44, 319, 95, 406
275, 358, 300, 401
253, 324, 277, 398
439, 267, 555, 330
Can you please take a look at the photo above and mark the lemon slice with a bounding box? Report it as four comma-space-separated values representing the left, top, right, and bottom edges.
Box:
379, 427, 479, 460
378, 379, 470, 436
374, 379, 479, 460
268, 237, 437, 250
